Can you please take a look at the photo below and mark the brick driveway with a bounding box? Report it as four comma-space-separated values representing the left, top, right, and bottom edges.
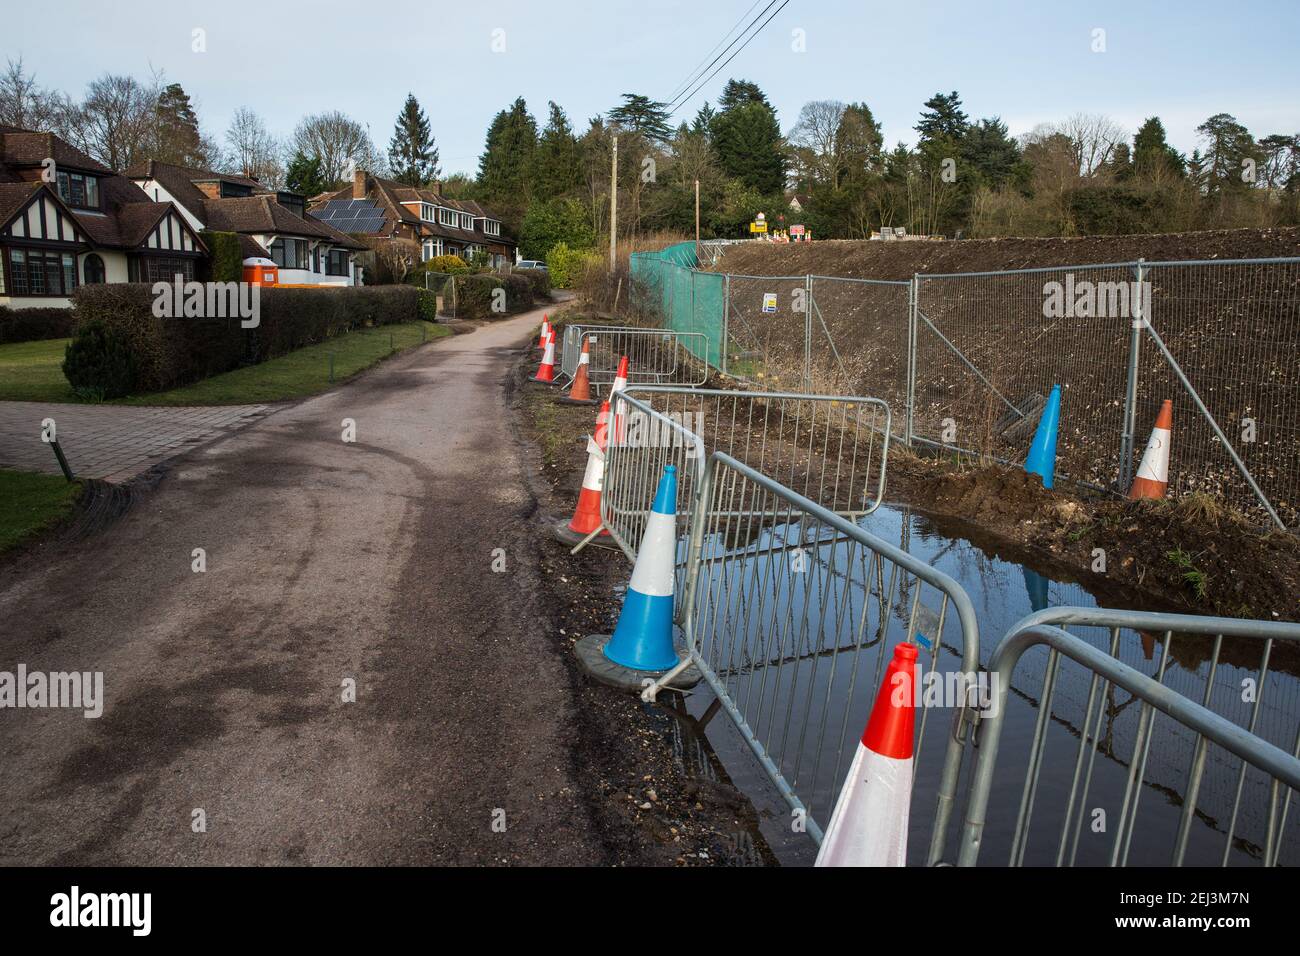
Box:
0, 401, 270, 482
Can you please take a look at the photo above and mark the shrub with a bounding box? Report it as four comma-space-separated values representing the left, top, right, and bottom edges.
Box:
200, 230, 243, 282
417, 289, 438, 322
0, 305, 77, 343
513, 267, 551, 299
546, 242, 598, 289
447, 275, 503, 320
424, 254, 469, 275
62, 320, 139, 399
68, 283, 420, 393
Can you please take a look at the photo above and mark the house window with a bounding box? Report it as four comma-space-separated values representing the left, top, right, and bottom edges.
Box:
83, 253, 106, 284
269, 238, 309, 270
142, 256, 194, 283
483, 220, 500, 236
6, 249, 78, 296
459, 213, 472, 230
325, 250, 349, 276
439, 208, 455, 227
56, 171, 100, 209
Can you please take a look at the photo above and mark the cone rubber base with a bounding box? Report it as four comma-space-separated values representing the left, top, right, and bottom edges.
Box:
529, 375, 558, 385
575, 633, 701, 692
557, 396, 598, 406
553, 521, 621, 551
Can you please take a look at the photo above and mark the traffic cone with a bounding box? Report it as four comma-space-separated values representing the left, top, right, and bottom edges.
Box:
815, 642, 917, 867
531, 328, 556, 383
1129, 400, 1172, 501
610, 354, 629, 395
554, 402, 618, 550
537, 315, 550, 351
559, 336, 596, 405
602, 464, 679, 672
1024, 384, 1061, 489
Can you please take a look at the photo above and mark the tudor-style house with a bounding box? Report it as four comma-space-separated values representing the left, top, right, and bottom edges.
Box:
311, 171, 517, 269
128, 160, 366, 286
0, 126, 205, 308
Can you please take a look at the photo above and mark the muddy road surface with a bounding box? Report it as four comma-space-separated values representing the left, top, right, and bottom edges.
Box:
0, 306, 654, 865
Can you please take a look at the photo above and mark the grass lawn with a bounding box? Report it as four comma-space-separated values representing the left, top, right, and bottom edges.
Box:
0, 320, 451, 406
0, 470, 82, 555
0, 338, 77, 403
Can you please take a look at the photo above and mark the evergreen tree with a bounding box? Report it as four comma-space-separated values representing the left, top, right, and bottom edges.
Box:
534, 101, 583, 199
960, 117, 1025, 189
1132, 117, 1184, 180
607, 93, 672, 144
692, 103, 716, 138
388, 93, 439, 187
915, 91, 970, 145
718, 78, 769, 112
153, 83, 207, 167
477, 97, 538, 222
712, 100, 786, 195
1196, 113, 1260, 194
285, 151, 328, 197
835, 102, 884, 185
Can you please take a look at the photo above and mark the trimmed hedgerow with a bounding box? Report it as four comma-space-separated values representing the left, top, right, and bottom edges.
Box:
67, 283, 419, 394
447, 274, 535, 320
513, 267, 551, 299
200, 230, 243, 282
416, 289, 438, 323
0, 305, 77, 344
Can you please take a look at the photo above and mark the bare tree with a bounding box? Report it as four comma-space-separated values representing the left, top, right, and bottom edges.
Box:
0, 58, 78, 136
788, 100, 846, 188
77, 72, 161, 171
224, 107, 283, 186
1027, 113, 1126, 179
291, 111, 386, 189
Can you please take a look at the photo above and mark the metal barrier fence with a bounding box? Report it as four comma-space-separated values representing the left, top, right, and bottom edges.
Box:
558, 325, 709, 388
650, 450, 982, 853
629, 249, 1300, 528
957, 608, 1300, 867
598, 387, 891, 563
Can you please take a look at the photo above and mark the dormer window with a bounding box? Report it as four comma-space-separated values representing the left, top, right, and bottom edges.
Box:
459, 213, 472, 230
439, 207, 454, 227
56, 171, 99, 210
483, 219, 500, 236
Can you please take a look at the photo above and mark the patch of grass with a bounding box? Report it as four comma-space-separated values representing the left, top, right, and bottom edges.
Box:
1165, 547, 1209, 601
114, 321, 450, 406
0, 469, 82, 554
0, 321, 451, 406
0, 338, 77, 403
528, 389, 568, 467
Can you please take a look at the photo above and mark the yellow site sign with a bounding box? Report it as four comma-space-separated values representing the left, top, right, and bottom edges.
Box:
749, 221, 767, 233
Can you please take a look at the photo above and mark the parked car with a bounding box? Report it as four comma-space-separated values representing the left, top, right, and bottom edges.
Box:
516, 260, 548, 271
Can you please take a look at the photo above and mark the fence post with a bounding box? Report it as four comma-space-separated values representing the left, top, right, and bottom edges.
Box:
804, 274, 813, 392
722, 273, 730, 376
1118, 259, 1145, 491
907, 274, 919, 446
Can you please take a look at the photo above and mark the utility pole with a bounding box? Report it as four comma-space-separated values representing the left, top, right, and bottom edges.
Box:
609, 135, 618, 273
694, 178, 700, 259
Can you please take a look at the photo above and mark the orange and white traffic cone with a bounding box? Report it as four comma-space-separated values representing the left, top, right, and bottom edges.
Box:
1129, 399, 1172, 501
555, 401, 617, 550
531, 329, 557, 383
609, 355, 630, 441
815, 642, 917, 867
537, 315, 550, 351
560, 336, 596, 405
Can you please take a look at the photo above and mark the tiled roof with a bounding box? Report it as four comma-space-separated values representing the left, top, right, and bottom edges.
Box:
0, 181, 44, 228
314, 173, 515, 249
0, 128, 113, 174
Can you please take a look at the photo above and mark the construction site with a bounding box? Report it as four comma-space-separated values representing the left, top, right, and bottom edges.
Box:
517, 225, 1300, 869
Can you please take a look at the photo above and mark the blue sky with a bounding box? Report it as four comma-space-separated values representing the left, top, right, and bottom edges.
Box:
5, 0, 1298, 176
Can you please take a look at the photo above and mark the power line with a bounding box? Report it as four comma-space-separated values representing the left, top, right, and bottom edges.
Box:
662, 0, 767, 106
666, 0, 792, 119
665, 0, 783, 115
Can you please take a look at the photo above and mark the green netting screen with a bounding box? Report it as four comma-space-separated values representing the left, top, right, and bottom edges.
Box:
630, 242, 724, 368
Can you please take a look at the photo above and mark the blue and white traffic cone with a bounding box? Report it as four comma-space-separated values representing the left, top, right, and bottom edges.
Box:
603, 464, 679, 671
1024, 384, 1061, 489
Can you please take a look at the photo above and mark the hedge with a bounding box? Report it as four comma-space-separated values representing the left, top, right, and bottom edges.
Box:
448, 274, 535, 320
200, 230, 243, 282
0, 305, 77, 344
68, 283, 419, 393
513, 267, 551, 299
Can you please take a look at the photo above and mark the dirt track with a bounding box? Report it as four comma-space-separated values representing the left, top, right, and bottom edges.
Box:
0, 305, 749, 866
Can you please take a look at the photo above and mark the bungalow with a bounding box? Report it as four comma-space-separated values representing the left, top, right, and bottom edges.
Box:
311, 171, 517, 270
0, 126, 205, 308
127, 160, 367, 286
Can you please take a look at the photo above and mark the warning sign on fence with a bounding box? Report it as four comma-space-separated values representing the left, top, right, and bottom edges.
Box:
762, 293, 778, 313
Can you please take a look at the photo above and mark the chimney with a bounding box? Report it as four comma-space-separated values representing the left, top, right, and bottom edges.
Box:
352, 169, 368, 200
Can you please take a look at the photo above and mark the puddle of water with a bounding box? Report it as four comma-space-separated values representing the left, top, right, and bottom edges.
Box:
676, 501, 1299, 867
